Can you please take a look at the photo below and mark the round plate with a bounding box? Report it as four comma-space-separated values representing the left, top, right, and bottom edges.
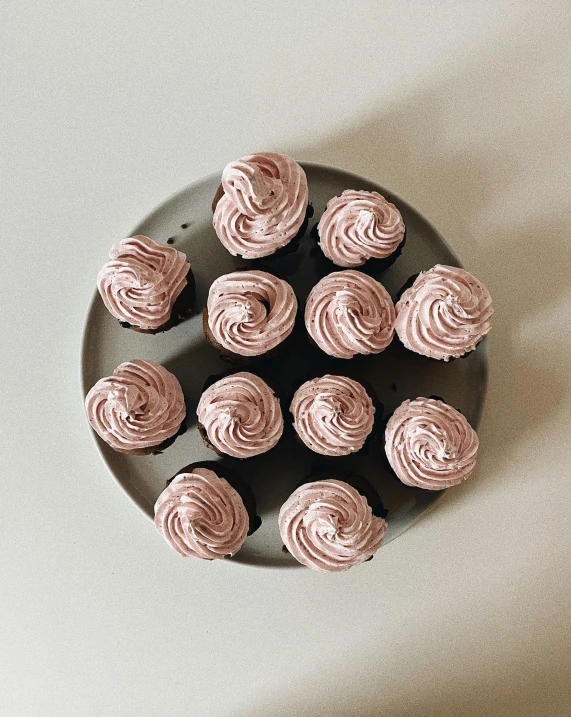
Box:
81, 163, 488, 568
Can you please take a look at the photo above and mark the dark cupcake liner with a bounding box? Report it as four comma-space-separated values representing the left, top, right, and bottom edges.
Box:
119, 267, 196, 334
167, 460, 262, 536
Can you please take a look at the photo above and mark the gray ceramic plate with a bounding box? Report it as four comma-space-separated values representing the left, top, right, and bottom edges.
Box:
81, 163, 488, 568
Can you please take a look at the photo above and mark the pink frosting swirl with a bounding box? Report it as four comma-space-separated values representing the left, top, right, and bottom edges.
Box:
98, 235, 190, 330
85, 360, 185, 452
197, 372, 283, 458
385, 398, 479, 490
290, 375, 375, 456
213, 153, 309, 258
318, 190, 405, 267
279, 479, 387, 572
305, 270, 395, 359
395, 265, 493, 360
207, 270, 297, 357
154, 467, 249, 559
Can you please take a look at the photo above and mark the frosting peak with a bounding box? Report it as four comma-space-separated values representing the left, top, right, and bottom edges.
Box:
206, 270, 297, 357
290, 375, 375, 456
279, 479, 387, 571
305, 270, 395, 359
154, 467, 249, 559
213, 153, 309, 258
384, 398, 479, 489
318, 190, 405, 267
395, 264, 493, 360
197, 372, 283, 458
85, 360, 186, 452
97, 235, 190, 330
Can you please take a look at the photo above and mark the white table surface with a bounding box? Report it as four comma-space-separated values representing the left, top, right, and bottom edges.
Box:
1, 2, 570, 715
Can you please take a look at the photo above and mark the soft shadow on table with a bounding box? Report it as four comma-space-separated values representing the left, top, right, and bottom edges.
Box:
246, 630, 569, 717
292, 30, 570, 505
232, 19, 570, 717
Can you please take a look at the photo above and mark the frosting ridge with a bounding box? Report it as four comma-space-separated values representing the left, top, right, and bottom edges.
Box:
154, 467, 249, 558
197, 372, 283, 458
85, 360, 185, 451
318, 190, 405, 267
385, 397, 479, 489
395, 264, 493, 360
213, 153, 308, 258
98, 235, 190, 330
305, 270, 395, 358
279, 479, 387, 571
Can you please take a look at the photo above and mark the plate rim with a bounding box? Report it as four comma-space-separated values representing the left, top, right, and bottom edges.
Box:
80, 162, 489, 567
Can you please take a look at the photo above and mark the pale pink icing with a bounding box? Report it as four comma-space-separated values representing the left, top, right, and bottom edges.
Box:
395, 265, 493, 360
98, 235, 190, 330
305, 270, 395, 359
318, 190, 405, 267
197, 372, 283, 458
85, 360, 185, 451
290, 375, 375, 456
279, 479, 387, 572
213, 153, 308, 258
385, 398, 479, 490
154, 467, 249, 559
207, 270, 297, 357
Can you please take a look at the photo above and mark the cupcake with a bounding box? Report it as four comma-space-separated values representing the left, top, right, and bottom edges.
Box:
290, 375, 376, 457
85, 359, 186, 455
394, 264, 493, 361
154, 462, 261, 559
212, 152, 309, 259
204, 269, 297, 363
196, 371, 284, 459
279, 472, 388, 572
97, 235, 195, 333
384, 397, 479, 490
305, 270, 395, 359
316, 190, 405, 270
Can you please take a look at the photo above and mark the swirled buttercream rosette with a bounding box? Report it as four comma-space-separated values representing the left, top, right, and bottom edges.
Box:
97, 235, 193, 332
317, 190, 405, 268
197, 372, 283, 459
204, 270, 297, 361
213, 153, 309, 259
154, 465, 255, 559
395, 265, 493, 361
279, 478, 387, 572
305, 270, 395, 359
384, 397, 479, 489
85, 360, 186, 454
290, 375, 375, 456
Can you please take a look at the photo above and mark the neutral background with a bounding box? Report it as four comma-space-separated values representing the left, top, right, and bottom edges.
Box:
1, 1, 570, 715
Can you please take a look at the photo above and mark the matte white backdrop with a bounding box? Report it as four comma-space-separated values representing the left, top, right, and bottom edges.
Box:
1, 1, 570, 715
